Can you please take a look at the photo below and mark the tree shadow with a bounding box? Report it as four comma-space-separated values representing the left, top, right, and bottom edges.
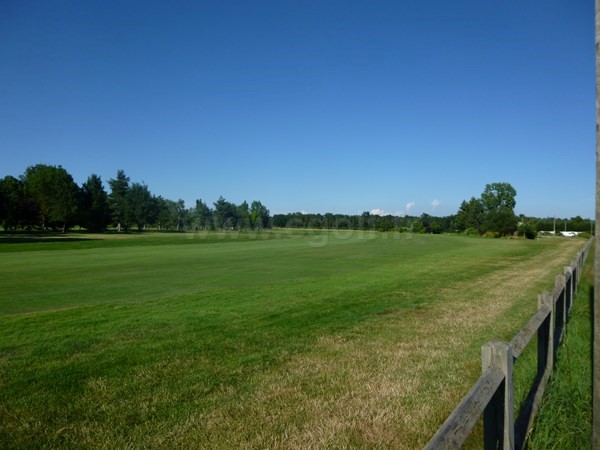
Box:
0, 236, 100, 244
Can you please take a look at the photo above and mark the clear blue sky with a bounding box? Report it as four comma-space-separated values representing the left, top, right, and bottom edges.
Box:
1, 1, 595, 218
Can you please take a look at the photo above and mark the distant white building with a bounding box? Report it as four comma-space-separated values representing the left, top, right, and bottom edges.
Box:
560, 231, 580, 237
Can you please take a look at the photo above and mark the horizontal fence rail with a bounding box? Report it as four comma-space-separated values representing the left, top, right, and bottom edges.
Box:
425, 239, 592, 450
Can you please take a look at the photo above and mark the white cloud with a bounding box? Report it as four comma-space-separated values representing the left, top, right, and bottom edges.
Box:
301, 209, 306, 214
370, 208, 386, 216
431, 199, 441, 210
405, 202, 415, 214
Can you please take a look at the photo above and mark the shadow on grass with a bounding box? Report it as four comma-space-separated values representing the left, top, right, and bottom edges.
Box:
0, 237, 101, 244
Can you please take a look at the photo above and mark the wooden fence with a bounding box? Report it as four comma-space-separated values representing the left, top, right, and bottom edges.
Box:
425, 239, 592, 450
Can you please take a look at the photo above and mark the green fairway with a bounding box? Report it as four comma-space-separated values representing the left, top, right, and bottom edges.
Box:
0, 231, 586, 448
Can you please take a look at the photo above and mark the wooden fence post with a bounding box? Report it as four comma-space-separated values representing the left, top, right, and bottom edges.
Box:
482, 340, 514, 450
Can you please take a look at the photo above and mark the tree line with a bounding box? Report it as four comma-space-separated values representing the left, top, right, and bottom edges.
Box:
0, 169, 592, 236
272, 211, 454, 234
273, 182, 592, 238
0, 165, 271, 232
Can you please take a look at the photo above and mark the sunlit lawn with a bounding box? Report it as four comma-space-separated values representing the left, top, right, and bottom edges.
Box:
0, 230, 585, 448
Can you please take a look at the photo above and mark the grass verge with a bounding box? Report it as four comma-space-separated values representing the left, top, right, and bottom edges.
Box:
525, 247, 593, 449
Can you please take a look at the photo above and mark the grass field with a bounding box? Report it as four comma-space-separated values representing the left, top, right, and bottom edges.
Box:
0, 230, 586, 448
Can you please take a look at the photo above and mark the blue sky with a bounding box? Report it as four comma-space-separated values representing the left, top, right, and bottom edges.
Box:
1, 1, 595, 218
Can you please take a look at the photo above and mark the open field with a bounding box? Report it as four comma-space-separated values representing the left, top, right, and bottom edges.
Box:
0, 231, 586, 448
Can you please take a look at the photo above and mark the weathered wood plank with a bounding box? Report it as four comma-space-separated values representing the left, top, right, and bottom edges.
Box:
511, 305, 551, 359
424, 367, 504, 450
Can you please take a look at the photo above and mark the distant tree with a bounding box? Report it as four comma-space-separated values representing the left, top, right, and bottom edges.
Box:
412, 219, 425, 234
480, 183, 517, 236
155, 196, 175, 230
80, 174, 111, 232
23, 164, 79, 232
569, 215, 591, 232
155, 198, 188, 231
517, 220, 538, 239
190, 199, 212, 230
481, 182, 517, 212
237, 201, 250, 229
0, 176, 29, 230
360, 211, 374, 230
455, 182, 517, 236
430, 221, 442, 234
175, 199, 187, 231
437, 215, 456, 233
455, 197, 485, 232
250, 200, 270, 229
0, 180, 4, 228
335, 215, 350, 229
483, 208, 518, 236
271, 214, 287, 228
213, 196, 237, 229
126, 183, 154, 231
375, 216, 395, 232
108, 170, 130, 231
419, 213, 433, 233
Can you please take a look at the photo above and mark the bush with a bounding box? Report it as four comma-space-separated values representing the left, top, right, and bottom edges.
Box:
430, 222, 442, 234
484, 231, 500, 238
517, 222, 538, 240
464, 227, 479, 236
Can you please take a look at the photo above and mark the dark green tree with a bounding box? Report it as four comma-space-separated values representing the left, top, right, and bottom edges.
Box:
455, 197, 485, 232
175, 199, 187, 231
517, 220, 538, 239
0, 176, 30, 230
483, 208, 518, 236
155, 196, 175, 230
250, 200, 270, 229
412, 219, 425, 234
80, 174, 111, 232
213, 196, 237, 229
237, 201, 250, 229
271, 214, 287, 228
108, 170, 130, 232
375, 216, 395, 232
23, 164, 79, 231
430, 221, 442, 234
190, 199, 212, 230
481, 182, 517, 212
125, 183, 154, 231
360, 211, 374, 230
479, 182, 517, 236
569, 215, 591, 232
